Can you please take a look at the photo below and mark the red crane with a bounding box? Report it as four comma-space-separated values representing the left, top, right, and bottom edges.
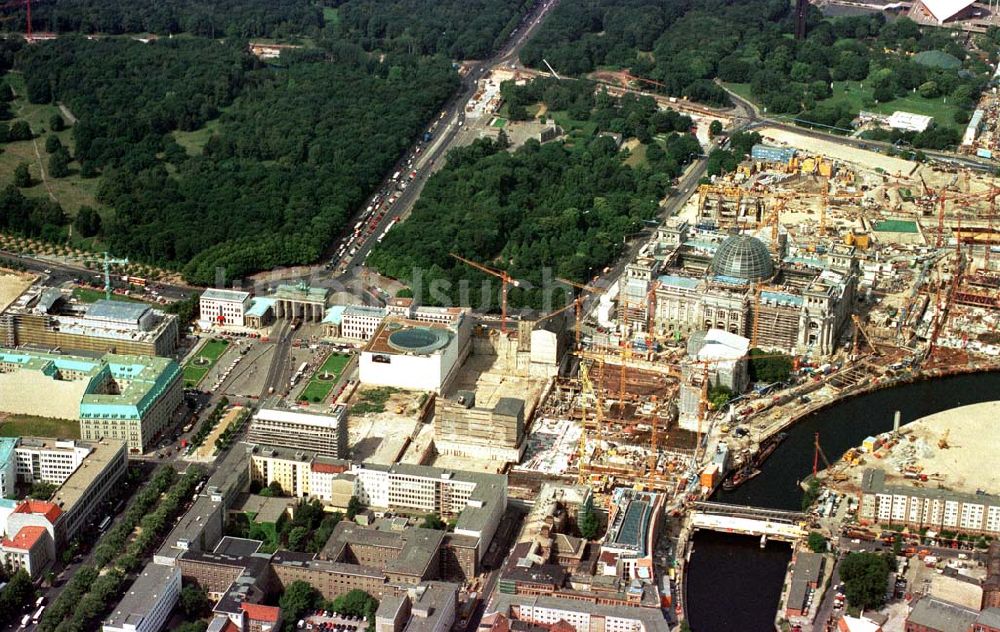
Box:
450, 253, 521, 334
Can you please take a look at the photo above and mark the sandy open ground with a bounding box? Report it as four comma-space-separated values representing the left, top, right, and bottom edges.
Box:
757, 126, 918, 175
0, 270, 35, 313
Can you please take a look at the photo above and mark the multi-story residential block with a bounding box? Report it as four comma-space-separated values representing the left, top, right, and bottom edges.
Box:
486, 594, 670, 632
860, 469, 1000, 536
1, 525, 52, 579
247, 403, 348, 459
102, 563, 181, 632
3, 438, 126, 551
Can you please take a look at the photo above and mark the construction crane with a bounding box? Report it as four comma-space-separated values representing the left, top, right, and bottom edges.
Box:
85, 251, 129, 301
556, 277, 605, 351
813, 431, 832, 477
450, 253, 521, 334
819, 178, 830, 235
751, 283, 763, 349
851, 314, 878, 358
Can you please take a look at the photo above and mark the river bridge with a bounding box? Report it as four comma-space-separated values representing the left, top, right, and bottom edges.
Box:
690, 501, 808, 542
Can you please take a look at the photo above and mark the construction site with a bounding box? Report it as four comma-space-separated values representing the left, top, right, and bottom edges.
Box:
506, 126, 1000, 506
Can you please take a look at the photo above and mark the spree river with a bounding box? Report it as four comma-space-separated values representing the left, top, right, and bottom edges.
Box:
684, 371, 1000, 631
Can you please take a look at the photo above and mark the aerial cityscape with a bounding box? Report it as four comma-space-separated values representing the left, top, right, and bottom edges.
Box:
3, 0, 1000, 631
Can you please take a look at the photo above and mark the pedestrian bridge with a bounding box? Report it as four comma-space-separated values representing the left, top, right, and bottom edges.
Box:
690, 502, 808, 542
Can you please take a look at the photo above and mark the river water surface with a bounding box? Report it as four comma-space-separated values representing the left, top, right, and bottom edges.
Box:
684, 371, 1000, 631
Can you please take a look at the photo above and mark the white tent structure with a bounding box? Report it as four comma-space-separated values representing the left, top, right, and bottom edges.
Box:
917, 0, 976, 24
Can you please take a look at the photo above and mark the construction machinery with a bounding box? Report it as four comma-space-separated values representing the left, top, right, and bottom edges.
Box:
84, 251, 129, 301
938, 429, 950, 450
556, 277, 606, 351
851, 314, 878, 358
451, 253, 521, 334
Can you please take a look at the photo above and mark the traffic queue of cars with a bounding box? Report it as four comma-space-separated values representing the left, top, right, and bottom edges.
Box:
326, 122, 439, 274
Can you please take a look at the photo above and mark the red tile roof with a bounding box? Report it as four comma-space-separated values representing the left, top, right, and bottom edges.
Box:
311, 462, 347, 474
14, 500, 62, 523
241, 602, 280, 623
2, 526, 48, 551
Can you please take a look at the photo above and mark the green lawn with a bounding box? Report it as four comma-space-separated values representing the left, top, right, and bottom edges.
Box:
547, 109, 599, 142
299, 353, 351, 403
183, 338, 230, 388
491, 117, 508, 129
0, 72, 105, 215
323, 6, 340, 26
722, 80, 963, 130
0, 415, 80, 439
623, 142, 648, 167
72, 287, 149, 304
173, 117, 223, 157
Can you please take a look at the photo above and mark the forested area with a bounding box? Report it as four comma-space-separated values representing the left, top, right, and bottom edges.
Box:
330, 0, 536, 59
1, 0, 322, 38
519, 0, 990, 147
368, 80, 701, 309
11, 39, 457, 283
20, 37, 253, 173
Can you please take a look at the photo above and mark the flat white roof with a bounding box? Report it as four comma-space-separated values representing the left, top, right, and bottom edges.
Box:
920, 0, 974, 22
201, 288, 251, 302
254, 406, 346, 428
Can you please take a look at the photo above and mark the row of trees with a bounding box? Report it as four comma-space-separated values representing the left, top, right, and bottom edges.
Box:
1, 0, 323, 39
41, 466, 206, 632
279, 584, 378, 631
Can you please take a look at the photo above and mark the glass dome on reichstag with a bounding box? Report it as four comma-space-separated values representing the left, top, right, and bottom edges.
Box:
709, 234, 774, 282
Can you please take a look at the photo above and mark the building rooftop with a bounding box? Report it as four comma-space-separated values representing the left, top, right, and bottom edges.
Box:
253, 404, 347, 429
241, 603, 280, 624
104, 563, 179, 630
201, 289, 251, 302
364, 316, 457, 357
490, 594, 669, 632
0, 437, 16, 470
323, 305, 347, 325
710, 234, 773, 282
85, 299, 151, 323
323, 522, 445, 578
245, 297, 276, 318
50, 439, 125, 515
2, 525, 48, 550
13, 499, 62, 523
906, 596, 978, 632
272, 283, 329, 304
873, 219, 919, 234
687, 328, 749, 362
657, 274, 701, 291
0, 349, 181, 421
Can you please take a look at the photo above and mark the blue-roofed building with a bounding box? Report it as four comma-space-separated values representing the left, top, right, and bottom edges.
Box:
244, 297, 276, 329
751, 143, 796, 164
0, 349, 182, 454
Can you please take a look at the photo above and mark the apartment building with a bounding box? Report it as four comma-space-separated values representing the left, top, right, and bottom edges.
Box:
14, 437, 92, 485
103, 564, 181, 632
488, 594, 670, 632
247, 403, 348, 459
860, 469, 1000, 536
1, 525, 52, 579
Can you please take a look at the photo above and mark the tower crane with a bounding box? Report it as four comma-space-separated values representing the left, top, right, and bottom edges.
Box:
450, 253, 521, 334
813, 432, 832, 477
555, 277, 605, 351
850, 314, 878, 358
85, 251, 129, 301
